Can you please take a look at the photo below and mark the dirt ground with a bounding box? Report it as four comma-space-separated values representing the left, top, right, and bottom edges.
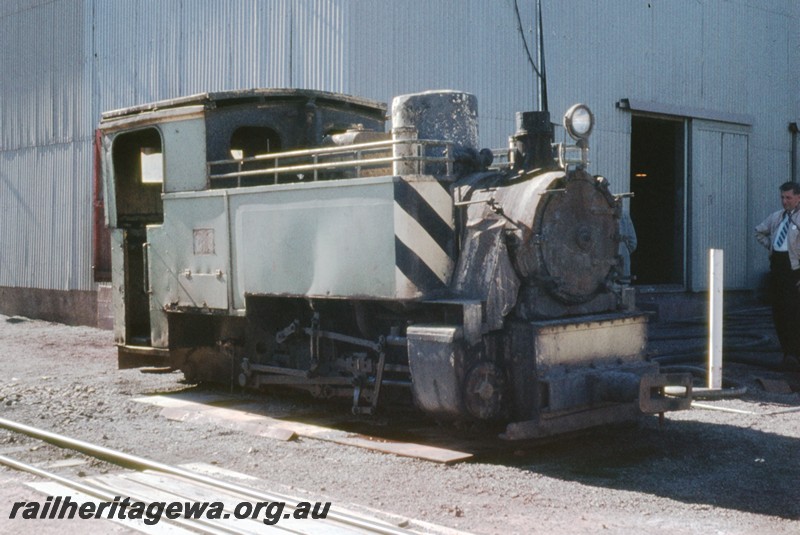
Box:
0, 307, 798, 534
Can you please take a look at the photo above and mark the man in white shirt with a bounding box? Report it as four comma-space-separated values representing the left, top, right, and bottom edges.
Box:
755, 181, 800, 366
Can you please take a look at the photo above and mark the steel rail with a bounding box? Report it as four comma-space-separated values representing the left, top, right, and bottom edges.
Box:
0, 453, 234, 535
0, 416, 414, 535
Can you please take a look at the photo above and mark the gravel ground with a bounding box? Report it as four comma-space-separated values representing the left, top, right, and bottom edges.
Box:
0, 309, 798, 534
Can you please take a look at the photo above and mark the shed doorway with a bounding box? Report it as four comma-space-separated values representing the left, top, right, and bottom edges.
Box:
629, 116, 685, 286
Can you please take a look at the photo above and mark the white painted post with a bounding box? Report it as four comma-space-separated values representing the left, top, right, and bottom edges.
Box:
708, 249, 724, 389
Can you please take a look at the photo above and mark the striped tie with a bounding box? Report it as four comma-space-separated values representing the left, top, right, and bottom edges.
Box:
775, 212, 791, 248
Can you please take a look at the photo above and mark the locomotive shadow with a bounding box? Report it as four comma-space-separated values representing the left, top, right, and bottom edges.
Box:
147, 381, 800, 520
503, 416, 800, 521
147, 381, 513, 455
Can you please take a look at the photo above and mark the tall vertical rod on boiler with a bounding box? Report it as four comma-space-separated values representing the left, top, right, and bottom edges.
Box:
708, 249, 723, 389
536, 0, 548, 113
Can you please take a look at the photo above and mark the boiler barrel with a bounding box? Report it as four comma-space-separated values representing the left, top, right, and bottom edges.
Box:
494, 168, 621, 305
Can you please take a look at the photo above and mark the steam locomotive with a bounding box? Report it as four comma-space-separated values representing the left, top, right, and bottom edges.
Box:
98, 88, 691, 439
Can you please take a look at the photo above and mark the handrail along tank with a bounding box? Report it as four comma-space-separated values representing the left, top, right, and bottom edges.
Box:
98, 88, 691, 440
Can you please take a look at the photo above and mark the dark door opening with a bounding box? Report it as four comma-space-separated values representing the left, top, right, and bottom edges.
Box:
111, 127, 164, 346
629, 116, 685, 285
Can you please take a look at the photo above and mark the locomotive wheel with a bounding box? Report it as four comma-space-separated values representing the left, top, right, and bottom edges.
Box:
463, 362, 506, 420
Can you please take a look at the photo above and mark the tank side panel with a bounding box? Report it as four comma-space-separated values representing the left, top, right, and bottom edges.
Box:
149, 195, 230, 313
228, 177, 398, 307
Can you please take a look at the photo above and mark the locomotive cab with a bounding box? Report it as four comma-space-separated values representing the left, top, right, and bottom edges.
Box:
99, 89, 387, 363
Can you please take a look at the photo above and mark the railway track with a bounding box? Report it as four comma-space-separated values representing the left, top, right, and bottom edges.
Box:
0, 416, 426, 534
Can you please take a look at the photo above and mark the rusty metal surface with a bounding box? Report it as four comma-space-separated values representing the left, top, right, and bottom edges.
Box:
502, 403, 643, 441
639, 372, 693, 413
531, 172, 619, 302
451, 218, 520, 331
488, 169, 619, 301
406, 324, 466, 420
459, 167, 621, 318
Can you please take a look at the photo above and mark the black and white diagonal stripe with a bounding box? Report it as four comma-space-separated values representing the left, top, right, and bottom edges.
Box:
393, 179, 455, 298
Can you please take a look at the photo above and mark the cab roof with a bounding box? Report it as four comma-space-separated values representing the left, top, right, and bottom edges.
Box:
100, 88, 387, 122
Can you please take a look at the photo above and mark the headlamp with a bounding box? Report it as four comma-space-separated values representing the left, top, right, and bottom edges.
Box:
564, 104, 594, 140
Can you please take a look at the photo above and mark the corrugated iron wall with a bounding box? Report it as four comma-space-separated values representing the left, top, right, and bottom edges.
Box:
90, 0, 538, 146
541, 0, 797, 289
0, 0, 799, 304
0, 0, 92, 292
342, 0, 536, 149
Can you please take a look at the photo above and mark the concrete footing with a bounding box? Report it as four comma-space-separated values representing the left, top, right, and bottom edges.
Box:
0, 284, 114, 329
